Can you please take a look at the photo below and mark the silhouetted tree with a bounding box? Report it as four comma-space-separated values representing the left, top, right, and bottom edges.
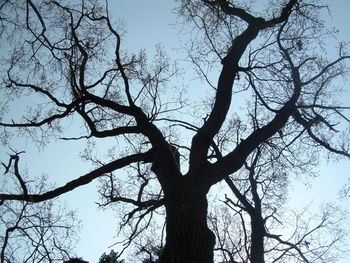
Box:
99, 250, 123, 263
0, 1, 349, 263
64, 258, 89, 263
208, 147, 347, 262
1, 152, 80, 262
139, 244, 163, 263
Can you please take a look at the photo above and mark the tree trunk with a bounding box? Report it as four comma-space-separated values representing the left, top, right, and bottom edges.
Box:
250, 217, 265, 263
159, 187, 215, 263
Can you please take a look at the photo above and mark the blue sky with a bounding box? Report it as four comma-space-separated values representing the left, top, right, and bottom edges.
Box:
0, 0, 349, 262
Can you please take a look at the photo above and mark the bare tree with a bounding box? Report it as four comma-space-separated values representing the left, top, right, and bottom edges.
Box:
208, 145, 347, 263
0, 0, 349, 263
0, 152, 81, 262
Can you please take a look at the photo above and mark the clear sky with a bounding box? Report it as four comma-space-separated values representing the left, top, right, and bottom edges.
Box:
0, 0, 349, 262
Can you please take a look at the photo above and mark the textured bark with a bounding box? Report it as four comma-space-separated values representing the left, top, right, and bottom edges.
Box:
159, 186, 215, 263
250, 218, 265, 263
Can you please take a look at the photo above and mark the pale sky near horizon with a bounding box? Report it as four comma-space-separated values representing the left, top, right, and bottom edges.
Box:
0, 0, 350, 262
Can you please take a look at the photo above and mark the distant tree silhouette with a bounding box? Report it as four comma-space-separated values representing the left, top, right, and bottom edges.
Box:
139, 244, 163, 263
99, 250, 124, 263
1, 0, 349, 263
64, 258, 89, 263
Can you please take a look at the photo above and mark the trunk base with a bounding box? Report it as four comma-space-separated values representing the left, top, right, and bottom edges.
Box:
159, 189, 215, 263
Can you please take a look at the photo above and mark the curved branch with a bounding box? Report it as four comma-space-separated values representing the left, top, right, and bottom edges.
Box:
262, 0, 298, 29
1, 203, 27, 262
76, 106, 141, 138
292, 110, 350, 158
302, 55, 350, 86
189, 23, 261, 172
266, 233, 310, 263
6, 74, 68, 107
188, 0, 298, 173
203, 0, 298, 29
202, 0, 259, 24
104, 2, 133, 106
0, 104, 78, 128
99, 195, 164, 211
0, 150, 153, 203
3, 153, 28, 196
208, 22, 302, 184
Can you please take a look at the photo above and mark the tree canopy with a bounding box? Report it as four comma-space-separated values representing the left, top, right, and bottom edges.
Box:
0, 0, 349, 262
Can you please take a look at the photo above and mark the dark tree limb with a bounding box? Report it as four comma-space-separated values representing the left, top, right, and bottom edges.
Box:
208, 21, 302, 184
2, 152, 28, 196
292, 110, 350, 158
0, 150, 152, 203
189, 0, 299, 174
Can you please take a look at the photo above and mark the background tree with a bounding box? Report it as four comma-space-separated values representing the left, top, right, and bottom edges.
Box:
0, 152, 80, 262
98, 250, 124, 263
64, 258, 89, 263
208, 146, 347, 262
0, 0, 349, 263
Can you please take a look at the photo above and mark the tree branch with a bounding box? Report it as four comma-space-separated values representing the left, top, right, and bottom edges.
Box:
0, 150, 152, 203
292, 110, 350, 158
208, 21, 302, 184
